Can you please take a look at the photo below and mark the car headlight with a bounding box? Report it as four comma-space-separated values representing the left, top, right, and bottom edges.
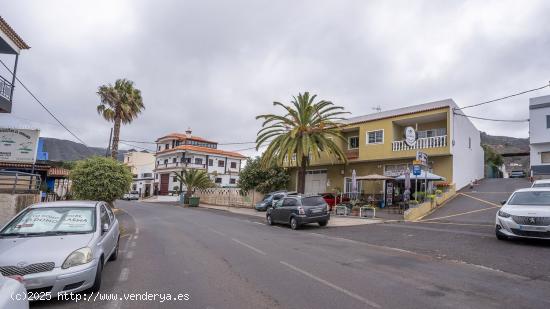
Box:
498, 210, 511, 218
62, 247, 93, 269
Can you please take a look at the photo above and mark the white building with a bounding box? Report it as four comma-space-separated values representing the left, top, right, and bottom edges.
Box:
529, 95, 550, 178
123, 150, 155, 197
153, 129, 245, 195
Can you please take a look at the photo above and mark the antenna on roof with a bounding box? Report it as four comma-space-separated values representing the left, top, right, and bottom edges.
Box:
372, 105, 382, 113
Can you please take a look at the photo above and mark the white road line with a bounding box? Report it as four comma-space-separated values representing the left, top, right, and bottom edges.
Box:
130, 241, 136, 247
253, 222, 264, 225
118, 267, 129, 281
134, 235, 139, 240
231, 238, 267, 255
280, 261, 381, 308
135, 228, 140, 235
123, 235, 133, 251
126, 251, 134, 259
209, 228, 226, 236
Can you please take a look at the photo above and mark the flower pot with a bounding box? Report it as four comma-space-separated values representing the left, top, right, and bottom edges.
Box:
188, 197, 200, 207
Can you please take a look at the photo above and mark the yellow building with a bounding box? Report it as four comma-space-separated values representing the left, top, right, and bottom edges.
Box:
288, 99, 484, 196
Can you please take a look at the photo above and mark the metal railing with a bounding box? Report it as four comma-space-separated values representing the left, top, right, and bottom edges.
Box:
392, 135, 447, 151
0, 170, 41, 194
0, 75, 13, 101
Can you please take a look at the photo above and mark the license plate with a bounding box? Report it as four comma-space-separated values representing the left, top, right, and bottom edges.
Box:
519, 225, 547, 232
311, 209, 322, 214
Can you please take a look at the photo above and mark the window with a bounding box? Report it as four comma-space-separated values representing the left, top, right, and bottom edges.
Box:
348, 136, 359, 149
547, 115, 550, 128
100, 205, 111, 229
229, 178, 236, 184
542, 152, 550, 164
155, 174, 158, 179
230, 162, 237, 169
195, 158, 203, 165
158, 145, 161, 151
165, 143, 169, 150
215, 177, 222, 184
208, 159, 214, 166
164, 159, 168, 165
468, 137, 472, 149
172, 158, 177, 163
173, 176, 178, 182
132, 184, 137, 190
218, 160, 225, 167
367, 130, 383, 144
282, 198, 298, 207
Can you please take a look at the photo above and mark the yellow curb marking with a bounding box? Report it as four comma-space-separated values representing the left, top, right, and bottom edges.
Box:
459, 193, 501, 207
419, 206, 499, 222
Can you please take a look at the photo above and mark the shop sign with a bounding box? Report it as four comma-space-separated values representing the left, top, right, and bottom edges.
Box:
416, 151, 428, 166
412, 164, 422, 176
404, 126, 417, 146
0, 128, 40, 163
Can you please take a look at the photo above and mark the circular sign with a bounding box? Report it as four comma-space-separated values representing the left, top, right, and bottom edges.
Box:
404, 126, 417, 146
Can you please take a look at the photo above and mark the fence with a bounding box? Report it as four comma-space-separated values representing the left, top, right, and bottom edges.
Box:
193, 188, 264, 208
0, 170, 41, 194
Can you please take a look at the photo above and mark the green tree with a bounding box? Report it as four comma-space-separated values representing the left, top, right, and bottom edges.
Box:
97, 79, 145, 159
256, 92, 348, 193
482, 145, 504, 166
238, 157, 290, 194
173, 169, 214, 202
70, 157, 132, 207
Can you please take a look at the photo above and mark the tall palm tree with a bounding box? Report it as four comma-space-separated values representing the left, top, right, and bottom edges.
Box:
97, 79, 144, 159
256, 92, 349, 193
173, 169, 214, 202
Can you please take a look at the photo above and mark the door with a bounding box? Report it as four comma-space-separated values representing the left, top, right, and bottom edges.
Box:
144, 184, 151, 197
160, 174, 169, 195
271, 199, 284, 223
280, 198, 297, 223
305, 170, 327, 194
99, 204, 116, 259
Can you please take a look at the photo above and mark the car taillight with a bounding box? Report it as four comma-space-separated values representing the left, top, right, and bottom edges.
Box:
8, 275, 24, 283
298, 206, 305, 215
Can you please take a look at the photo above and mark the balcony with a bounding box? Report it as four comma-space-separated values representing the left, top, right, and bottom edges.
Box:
155, 162, 207, 170
346, 149, 359, 160
0, 75, 13, 113
392, 135, 447, 151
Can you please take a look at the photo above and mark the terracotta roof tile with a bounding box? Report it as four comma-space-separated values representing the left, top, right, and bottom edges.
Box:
156, 145, 246, 159
155, 133, 217, 144
0, 16, 30, 50
47, 167, 69, 177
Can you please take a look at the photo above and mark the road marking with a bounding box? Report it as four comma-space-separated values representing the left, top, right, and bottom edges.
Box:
463, 191, 513, 194
135, 228, 140, 235
231, 238, 267, 255
253, 221, 264, 225
134, 235, 139, 240
279, 261, 381, 308
459, 193, 501, 207
209, 228, 226, 237
419, 206, 499, 222
416, 221, 494, 227
126, 251, 133, 259
107, 301, 121, 309
118, 267, 129, 282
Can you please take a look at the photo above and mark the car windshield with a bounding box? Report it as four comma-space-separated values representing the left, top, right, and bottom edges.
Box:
262, 195, 272, 201
533, 183, 550, 188
508, 191, 550, 206
0, 207, 96, 236
131, 191, 139, 194
302, 196, 327, 206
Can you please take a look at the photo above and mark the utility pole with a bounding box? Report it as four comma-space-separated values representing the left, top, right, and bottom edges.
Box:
105, 128, 113, 157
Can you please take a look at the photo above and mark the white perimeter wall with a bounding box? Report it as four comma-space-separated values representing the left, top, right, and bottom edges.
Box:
451, 113, 484, 190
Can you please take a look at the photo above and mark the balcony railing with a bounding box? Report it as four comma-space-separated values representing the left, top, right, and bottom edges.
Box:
392, 135, 447, 151
0, 75, 13, 101
346, 149, 359, 160
156, 162, 207, 169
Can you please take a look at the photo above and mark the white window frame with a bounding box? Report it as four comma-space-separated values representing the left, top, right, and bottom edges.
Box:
366, 129, 384, 145
348, 136, 359, 150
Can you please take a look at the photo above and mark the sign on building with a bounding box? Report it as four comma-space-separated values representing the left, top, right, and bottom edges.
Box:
412, 164, 422, 176
404, 126, 417, 146
416, 151, 428, 166
0, 128, 40, 163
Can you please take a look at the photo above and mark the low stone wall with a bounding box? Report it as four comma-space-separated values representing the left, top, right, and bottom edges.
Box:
194, 188, 264, 208
404, 185, 456, 221
0, 193, 40, 226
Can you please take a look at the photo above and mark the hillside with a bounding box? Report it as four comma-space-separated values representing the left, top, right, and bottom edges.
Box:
41, 137, 126, 161
480, 132, 530, 171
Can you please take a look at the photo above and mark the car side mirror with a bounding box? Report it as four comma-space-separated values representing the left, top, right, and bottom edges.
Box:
102, 223, 109, 233
500, 200, 506, 205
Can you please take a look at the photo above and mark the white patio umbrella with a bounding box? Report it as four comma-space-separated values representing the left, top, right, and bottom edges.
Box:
351, 169, 357, 200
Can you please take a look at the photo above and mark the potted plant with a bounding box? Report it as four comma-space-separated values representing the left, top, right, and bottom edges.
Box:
172, 169, 214, 206
351, 205, 360, 216
409, 200, 419, 207
435, 189, 443, 197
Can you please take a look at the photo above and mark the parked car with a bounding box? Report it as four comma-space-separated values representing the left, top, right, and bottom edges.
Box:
266, 195, 330, 230
496, 188, 550, 240
509, 170, 526, 178
531, 179, 550, 188
123, 191, 139, 200
0, 274, 28, 309
0, 201, 120, 297
320, 193, 350, 210
255, 191, 285, 211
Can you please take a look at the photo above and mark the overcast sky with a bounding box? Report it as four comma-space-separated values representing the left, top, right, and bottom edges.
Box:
1, 0, 549, 157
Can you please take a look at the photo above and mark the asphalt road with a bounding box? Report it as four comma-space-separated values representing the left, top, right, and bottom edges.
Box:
31, 180, 550, 309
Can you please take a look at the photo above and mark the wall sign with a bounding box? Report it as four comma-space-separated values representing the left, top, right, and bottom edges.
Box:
0, 128, 40, 163
404, 126, 417, 146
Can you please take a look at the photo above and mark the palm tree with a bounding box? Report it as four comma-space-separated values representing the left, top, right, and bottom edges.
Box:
173, 169, 214, 203
256, 92, 349, 193
97, 79, 144, 159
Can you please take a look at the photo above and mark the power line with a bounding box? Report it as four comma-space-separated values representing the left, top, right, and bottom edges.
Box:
454, 82, 550, 111
118, 141, 155, 152
453, 112, 529, 123
119, 139, 156, 144
0, 59, 90, 147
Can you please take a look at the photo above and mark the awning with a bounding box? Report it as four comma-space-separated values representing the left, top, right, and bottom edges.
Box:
395, 171, 445, 181
355, 174, 395, 181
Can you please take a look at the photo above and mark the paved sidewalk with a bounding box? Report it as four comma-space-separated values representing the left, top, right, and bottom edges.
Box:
199, 204, 384, 227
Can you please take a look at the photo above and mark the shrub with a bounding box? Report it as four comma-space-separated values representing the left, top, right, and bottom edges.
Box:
70, 156, 132, 206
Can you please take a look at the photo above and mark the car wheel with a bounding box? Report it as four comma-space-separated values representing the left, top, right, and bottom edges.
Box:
267, 214, 274, 225
90, 259, 103, 292
318, 220, 328, 227
290, 217, 299, 230
109, 237, 120, 261
496, 230, 508, 241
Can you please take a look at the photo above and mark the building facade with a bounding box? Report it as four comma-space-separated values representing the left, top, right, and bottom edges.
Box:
153, 129, 245, 195
288, 99, 484, 194
529, 95, 550, 178
123, 150, 155, 198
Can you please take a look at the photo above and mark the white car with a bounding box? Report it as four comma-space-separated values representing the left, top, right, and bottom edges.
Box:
0, 274, 29, 309
531, 179, 550, 188
123, 191, 139, 200
496, 188, 550, 240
